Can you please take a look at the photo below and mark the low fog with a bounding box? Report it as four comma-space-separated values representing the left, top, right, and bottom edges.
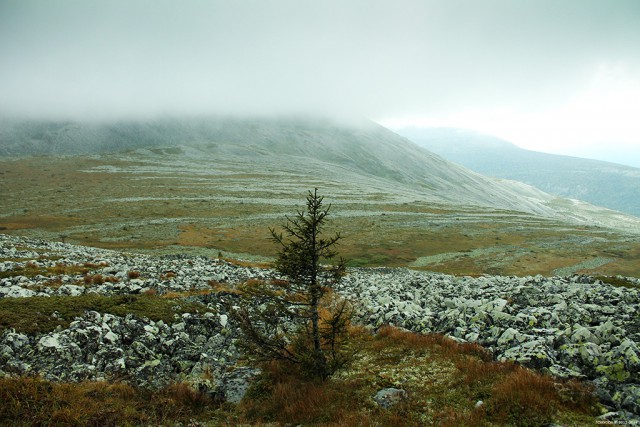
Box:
1, 0, 639, 165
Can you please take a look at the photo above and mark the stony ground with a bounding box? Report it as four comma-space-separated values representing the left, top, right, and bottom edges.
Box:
1, 233, 639, 421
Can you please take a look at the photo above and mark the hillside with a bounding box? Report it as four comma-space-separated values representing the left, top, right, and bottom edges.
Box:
2, 116, 640, 277
393, 127, 640, 217
2, 234, 635, 423
2, 116, 638, 224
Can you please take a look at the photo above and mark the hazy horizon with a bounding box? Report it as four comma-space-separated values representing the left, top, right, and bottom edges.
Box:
1, 0, 639, 166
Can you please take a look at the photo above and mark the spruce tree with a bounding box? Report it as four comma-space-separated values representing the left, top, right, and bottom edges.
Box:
231, 189, 350, 379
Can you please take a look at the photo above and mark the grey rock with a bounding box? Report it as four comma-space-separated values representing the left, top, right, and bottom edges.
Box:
547, 364, 584, 379
500, 340, 556, 369
374, 387, 407, 409
571, 326, 600, 345
1, 285, 36, 298
221, 367, 260, 404
57, 284, 85, 296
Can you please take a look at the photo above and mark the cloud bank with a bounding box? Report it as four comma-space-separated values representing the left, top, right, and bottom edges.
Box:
1, 0, 639, 165
0, 0, 637, 118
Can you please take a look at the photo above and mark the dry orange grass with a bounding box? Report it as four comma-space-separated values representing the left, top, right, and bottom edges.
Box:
127, 270, 141, 279
238, 360, 417, 427
484, 367, 562, 426
236, 326, 598, 426
83, 273, 119, 285
456, 356, 517, 386
0, 377, 220, 427
373, 325, 491, 361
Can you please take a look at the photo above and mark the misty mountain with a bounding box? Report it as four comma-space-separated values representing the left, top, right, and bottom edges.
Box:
1, 116, 638, 231
394, 127, 640, 217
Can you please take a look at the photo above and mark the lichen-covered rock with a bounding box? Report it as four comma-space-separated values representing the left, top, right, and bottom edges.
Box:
0, 285, 37, 298
500, 339, 556, 368
220, 367, 260, 404
0, 309, 245, 395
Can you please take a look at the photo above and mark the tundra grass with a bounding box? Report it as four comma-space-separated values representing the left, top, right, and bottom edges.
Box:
594, 275, 640, 289
2, 155, 640, 277
0, 262, 94, 280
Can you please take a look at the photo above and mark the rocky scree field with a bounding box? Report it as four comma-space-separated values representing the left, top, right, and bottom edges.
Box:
1, 233, 639, 425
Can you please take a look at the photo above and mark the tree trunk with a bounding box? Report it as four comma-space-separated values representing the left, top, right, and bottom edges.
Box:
310, 189, 327, 378
310, 285, 327, 378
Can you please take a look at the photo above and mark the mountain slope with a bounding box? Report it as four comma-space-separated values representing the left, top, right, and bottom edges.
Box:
393, 127, 640, 217
1, 116, 639, 233
0, 117, 542, 211
3, 116, 640, 276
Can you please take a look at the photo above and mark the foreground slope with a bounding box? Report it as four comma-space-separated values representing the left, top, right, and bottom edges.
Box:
2, 234, 636, 422
2, 116, 640, 275
394, 127, 640, 217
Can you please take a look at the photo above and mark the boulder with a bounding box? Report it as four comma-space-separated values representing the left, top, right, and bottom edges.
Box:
500, 340, 556, 369
374, 388, 407, 409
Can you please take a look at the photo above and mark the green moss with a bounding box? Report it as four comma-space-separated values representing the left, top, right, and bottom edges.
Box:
0, 294, 212, 335
346, 254, 390, 267
0, 263, 93, 280
594, 276, 640, 289
596, 361, 630, 382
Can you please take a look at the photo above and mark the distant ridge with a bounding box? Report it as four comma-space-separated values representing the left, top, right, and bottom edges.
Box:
394, 127, 640, 217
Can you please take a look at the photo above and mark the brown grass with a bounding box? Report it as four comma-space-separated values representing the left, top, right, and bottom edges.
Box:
127, 270, 141, 279
373, 325, 491, 361
83, 273, 119, 285
485, 367, 561, 426
238, 360, 416, 427
0, 262, 95, 280
456, 356, 517, 387
0, 377, 222, 427
160, 271, 177, 279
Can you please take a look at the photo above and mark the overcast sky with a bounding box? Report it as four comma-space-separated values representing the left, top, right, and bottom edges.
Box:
1, 0, 639, 166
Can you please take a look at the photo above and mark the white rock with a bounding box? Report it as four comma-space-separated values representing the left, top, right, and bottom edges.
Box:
5, 285, 36, 298
38, 334, 61, 350
219, 314, 228, 327
103, 330, 119, 344
57, 284, 84, 296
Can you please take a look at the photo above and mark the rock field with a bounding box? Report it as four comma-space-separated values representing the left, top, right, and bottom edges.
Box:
1, 233, 639, 418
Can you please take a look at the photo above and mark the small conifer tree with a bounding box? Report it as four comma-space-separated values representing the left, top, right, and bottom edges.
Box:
231, 189, 351, 379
